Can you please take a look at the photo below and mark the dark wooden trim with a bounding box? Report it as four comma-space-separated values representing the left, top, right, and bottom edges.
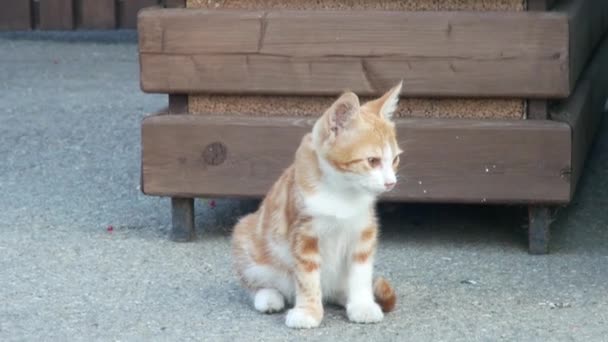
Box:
164, 0, 186, 8
79, 0, 116, 29
140, 106, 168, 195
528, 0, 557, 11
168, 94, 188, 114
138, 8, 569, 98
0, 0, 32, 30
556, 0, 608, 92
551, 34, 608, 199
171, 198, 195, 242
527, 100, 549, 120
141, 114, 571, 204
39, 0, 74, 30
120, 0, 159, 29
525, 0, 557, 254
167, 95, 194, 241
528, 206, 552, 254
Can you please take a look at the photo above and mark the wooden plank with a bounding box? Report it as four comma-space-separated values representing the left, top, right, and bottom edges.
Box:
120, 0, 159, 29
0, 0, 31, 30
141, 115, 571, 204
39, 0, 74, 30
551, 34, 608, 199
528, 0, 557, 11
556, 0, 608, 91
138, 10, 263, 54
526, 0, 555, 120
79, 0, 116, 29
138, 8, 569, 98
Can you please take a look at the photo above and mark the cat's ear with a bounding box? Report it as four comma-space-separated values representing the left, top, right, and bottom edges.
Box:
325, 91, 360, 136
364, 81, 402, 120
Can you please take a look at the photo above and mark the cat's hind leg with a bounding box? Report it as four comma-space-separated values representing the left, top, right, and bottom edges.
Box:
242, 264, 294, 313
232, 214, 294, 313
254, 288, 285, 313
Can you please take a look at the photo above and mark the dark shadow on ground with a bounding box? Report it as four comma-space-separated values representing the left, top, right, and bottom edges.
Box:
0, 30, 137, 44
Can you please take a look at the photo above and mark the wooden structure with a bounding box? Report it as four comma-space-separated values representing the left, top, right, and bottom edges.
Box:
138, 0, 608, 254
0, 0, 185, 31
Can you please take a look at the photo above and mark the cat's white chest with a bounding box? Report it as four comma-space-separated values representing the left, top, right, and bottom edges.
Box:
304, 187, 373, 221
302, 186, 375, 302
314, 215, 368, 302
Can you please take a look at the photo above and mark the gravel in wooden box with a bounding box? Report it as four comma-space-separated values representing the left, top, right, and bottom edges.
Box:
187, 0, 526, 119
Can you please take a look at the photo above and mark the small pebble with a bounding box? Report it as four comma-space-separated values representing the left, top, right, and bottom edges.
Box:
461, 279, 477, 285
539, 301, 571, 309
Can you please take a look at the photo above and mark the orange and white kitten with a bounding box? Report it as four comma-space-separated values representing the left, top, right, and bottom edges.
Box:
232, 82, 403, 329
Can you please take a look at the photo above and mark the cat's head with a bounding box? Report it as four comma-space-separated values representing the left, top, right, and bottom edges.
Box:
312, 82, 403, 195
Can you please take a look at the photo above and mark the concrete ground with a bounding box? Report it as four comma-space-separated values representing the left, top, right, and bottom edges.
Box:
0, 31, 607, 342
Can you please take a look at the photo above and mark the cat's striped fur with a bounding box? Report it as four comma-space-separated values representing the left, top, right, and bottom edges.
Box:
232, 83, 402, 328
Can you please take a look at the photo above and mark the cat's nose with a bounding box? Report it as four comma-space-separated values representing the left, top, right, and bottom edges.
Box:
384, 182, 396, 190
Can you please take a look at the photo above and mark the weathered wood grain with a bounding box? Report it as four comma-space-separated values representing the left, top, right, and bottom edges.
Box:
141, 114, 571, 203
79, 0, 116, 29
0, 0, 31, 30
556, 0, 608, 91
551, 34, 608, 199
39, 0, 74, 30
138, 8, 569, 97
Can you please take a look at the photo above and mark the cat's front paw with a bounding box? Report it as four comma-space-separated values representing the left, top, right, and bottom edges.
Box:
346, 301, 384, 324
285, 308, 322, 329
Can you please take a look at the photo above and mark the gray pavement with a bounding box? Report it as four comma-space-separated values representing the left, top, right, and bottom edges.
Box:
0, 31, 607, 341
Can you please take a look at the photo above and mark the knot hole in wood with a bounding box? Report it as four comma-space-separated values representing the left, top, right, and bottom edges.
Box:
202, 142, 227, 166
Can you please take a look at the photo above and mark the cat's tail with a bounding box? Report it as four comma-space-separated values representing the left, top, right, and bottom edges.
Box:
373, 277, 396, 312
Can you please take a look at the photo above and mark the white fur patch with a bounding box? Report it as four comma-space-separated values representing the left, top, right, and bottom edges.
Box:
254, 288, 285, 313
382, 143, 397, 187
242, 265, 294, 300
346, 258, 376, 316
304, 188, 373, 220
307, 156, 377, 216
346, 301, 384, 323
285, 308, 321, 329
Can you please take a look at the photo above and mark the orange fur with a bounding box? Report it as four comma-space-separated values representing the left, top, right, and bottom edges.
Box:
231, 83, 402, 328
374, 277, 397, 312
360, 227, 376, 242
300, 236, 319, 255
353, 251, 372, 263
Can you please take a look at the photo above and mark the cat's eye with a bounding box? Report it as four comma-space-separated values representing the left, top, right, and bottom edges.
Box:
367, 157, 381, 168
